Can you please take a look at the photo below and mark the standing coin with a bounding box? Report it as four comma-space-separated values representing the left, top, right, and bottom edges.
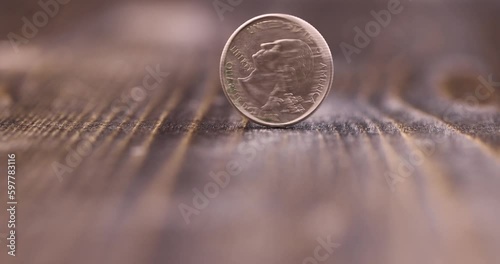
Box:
220, 14, 334, 127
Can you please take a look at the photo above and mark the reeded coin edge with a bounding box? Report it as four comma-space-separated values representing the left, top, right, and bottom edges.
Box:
220, 13, 334, 127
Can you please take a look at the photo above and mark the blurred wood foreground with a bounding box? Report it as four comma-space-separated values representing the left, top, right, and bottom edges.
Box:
0, 1, 499, 264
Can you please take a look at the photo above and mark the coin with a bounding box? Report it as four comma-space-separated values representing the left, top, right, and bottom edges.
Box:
220, 14, 334, 127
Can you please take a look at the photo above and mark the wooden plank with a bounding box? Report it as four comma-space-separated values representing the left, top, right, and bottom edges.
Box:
0, 1, 499, 264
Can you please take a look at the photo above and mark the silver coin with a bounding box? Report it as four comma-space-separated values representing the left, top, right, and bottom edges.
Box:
220, 14, 334, 127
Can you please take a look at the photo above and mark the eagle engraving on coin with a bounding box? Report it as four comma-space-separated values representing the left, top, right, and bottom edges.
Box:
220, 14, 334, 127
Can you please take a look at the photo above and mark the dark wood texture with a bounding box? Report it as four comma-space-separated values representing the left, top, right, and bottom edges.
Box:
0, 1, 499, 264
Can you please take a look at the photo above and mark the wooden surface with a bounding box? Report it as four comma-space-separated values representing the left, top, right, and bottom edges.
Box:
0, 1, 499, 264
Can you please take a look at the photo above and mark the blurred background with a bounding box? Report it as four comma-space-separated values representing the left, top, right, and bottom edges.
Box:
0, 0, 499, 264
1, 0, 500, 114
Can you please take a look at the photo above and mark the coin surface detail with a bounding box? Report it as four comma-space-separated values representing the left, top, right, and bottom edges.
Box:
220, 14, 334, 127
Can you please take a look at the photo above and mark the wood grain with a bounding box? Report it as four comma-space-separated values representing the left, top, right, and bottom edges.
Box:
0, 1, 499, 264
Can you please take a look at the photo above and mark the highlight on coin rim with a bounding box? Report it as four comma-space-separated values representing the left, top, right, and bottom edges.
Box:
219, 13, 335, 127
